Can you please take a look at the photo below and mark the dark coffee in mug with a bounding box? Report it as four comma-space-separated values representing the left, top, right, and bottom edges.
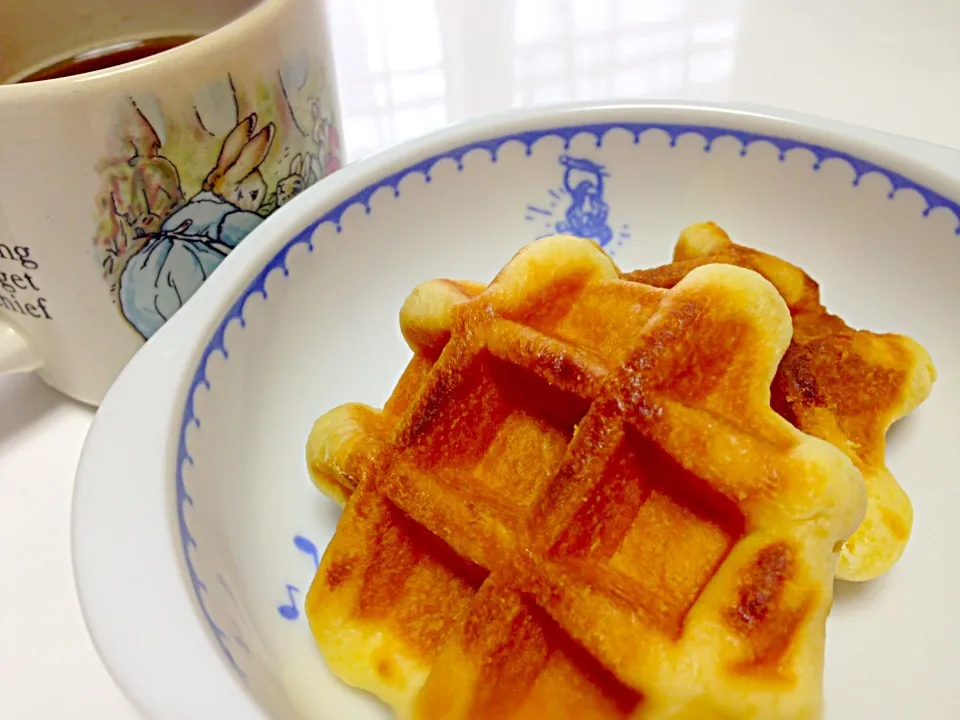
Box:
16, 35, 201, 83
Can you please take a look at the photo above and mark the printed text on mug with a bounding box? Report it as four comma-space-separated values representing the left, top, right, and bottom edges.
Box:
0, 243, 52, 320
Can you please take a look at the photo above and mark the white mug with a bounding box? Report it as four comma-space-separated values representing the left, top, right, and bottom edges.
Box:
0, 0, 342, 405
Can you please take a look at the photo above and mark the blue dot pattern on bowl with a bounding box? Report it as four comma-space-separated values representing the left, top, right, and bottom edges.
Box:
176, 121, 960, 681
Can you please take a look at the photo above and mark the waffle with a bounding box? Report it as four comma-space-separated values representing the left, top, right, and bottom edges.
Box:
305, 235, 865, 719
626, 222, 936, 581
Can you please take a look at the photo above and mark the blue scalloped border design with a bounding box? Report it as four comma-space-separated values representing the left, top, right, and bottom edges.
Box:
174, 121, 960, 679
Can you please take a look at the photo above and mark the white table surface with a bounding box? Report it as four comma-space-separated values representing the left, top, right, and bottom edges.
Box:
3, 0, 960, 716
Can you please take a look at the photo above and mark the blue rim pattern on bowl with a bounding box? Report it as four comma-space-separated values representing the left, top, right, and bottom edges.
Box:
174, 121, 960, 680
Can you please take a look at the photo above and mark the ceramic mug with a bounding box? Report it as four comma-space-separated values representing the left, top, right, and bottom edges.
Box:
0, 0, 342, 405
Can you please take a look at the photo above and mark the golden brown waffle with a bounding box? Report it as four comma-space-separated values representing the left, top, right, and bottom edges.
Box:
626, 222, 936, 581
305, 236, 865, 719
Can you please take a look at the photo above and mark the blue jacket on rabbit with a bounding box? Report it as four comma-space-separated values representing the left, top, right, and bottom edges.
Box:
118, 192, 263, 339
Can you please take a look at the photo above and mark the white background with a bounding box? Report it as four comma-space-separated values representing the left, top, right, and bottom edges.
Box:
3, 0, 960, 716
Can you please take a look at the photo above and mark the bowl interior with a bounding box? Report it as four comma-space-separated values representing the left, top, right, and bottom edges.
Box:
178, 117, 960, 718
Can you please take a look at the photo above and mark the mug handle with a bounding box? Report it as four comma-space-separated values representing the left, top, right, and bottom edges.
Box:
0, 320, 41, 374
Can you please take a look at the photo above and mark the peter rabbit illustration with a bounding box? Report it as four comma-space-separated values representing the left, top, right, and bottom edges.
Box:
555, 155, 613, 247
277, 153, 308, 207
95, 104, 185, 280
118, 113, 276, 339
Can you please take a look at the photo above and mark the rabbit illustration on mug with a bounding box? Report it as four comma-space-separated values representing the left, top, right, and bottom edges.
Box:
95, 104, 185, 280
276, 153, 306, 207
118, 113, 275, 339
276, 152, 322, 207
270, 98, 342, 211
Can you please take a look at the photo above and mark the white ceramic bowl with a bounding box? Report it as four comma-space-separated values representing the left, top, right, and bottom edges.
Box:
73, 103, 960, 719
